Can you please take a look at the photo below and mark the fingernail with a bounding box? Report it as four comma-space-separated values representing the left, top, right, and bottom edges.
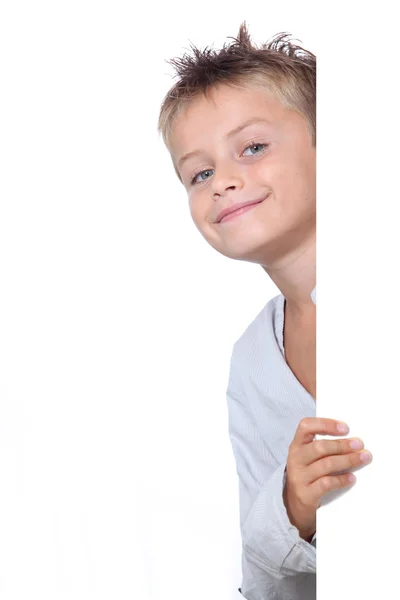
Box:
348, 473, 357, 484
360, 451, 372, 463
349, 439, 363, 450
337, 422, 349, 433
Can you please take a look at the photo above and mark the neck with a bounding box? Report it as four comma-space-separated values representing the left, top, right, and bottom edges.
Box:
261, 231, 316, 318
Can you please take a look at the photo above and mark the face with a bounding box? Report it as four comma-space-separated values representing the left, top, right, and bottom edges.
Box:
169, 83, 316, 266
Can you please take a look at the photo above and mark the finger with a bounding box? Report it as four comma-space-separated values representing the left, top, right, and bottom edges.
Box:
293, 417, 350, 446
301, 437, 364, 466
307, 449, 372, 483
310, 471, 357, 500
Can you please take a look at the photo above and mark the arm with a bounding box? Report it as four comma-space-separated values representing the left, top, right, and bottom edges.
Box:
283, 468, 316, 547
283, 467, 317, 548
227, 367, 316, 598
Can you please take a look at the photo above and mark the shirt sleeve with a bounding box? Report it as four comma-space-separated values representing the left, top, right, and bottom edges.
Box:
241, 461, 316, 578
227, 351, 316, 598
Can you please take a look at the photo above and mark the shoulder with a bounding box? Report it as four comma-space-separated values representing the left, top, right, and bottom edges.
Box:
230, 292, 282, 366
226, 292, 282, 398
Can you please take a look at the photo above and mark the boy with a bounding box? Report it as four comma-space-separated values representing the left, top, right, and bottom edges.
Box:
157, 23, 373, 600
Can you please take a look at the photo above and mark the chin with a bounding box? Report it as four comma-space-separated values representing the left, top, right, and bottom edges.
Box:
209, 239, 271, 264
210, 227, 298, 265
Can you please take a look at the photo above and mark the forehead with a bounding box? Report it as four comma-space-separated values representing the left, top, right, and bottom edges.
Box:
169, 83, 292, 159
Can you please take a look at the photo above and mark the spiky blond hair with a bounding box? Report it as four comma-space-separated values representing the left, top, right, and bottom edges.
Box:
158, 21, 316, 161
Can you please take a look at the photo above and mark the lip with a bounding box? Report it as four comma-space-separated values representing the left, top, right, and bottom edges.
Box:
215, 196, 268, 224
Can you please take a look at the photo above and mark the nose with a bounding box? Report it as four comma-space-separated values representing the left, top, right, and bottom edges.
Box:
211, 162, 244, 198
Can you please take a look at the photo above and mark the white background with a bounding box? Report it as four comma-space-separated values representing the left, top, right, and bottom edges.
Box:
0, 1, 398, 599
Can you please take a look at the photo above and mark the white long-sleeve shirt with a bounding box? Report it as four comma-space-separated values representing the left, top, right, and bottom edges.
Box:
227, 288, 317, 600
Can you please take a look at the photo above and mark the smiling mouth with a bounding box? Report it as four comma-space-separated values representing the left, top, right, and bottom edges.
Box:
217, 197, 268, 224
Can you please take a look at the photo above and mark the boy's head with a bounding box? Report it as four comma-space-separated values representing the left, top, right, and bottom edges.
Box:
158, 23, 316, 267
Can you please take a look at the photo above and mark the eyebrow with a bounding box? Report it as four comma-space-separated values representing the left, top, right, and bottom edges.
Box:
177, 117, 271, 170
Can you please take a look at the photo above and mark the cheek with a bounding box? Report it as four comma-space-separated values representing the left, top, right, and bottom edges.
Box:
189, 191, 208, 220
188, 195, 198, 222
188, 192, 218, 242
188, 195, 207, 232
278, 157, 315, 201
294, 161, 316, 203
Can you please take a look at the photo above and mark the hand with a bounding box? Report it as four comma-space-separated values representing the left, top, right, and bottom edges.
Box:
283, 417, 373, 542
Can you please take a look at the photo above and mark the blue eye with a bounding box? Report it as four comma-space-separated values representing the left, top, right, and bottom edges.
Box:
243, 143, 267, 156
191, 169, 214, 185
190, 142, 269, 185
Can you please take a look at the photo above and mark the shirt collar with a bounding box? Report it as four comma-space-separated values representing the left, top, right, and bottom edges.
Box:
311, 286, 316, 305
